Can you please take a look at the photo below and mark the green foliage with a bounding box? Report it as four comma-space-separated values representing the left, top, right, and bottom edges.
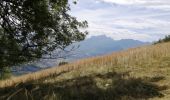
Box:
0, 0, 88, 68
154, 35, 170, 44
0, 67, 12, 80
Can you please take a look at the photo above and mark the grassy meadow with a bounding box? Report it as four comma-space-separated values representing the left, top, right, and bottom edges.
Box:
0, 42, 170, 100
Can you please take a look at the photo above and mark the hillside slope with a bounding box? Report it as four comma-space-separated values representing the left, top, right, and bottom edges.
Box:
0, 42, 170, 100
13, 35, 148, 75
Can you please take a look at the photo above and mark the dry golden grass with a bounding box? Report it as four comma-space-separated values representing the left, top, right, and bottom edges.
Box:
0, 42, 170, 100
0, 42, 169, 87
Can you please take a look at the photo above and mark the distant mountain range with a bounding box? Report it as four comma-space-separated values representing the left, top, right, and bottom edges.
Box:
13, 35, 149, 75
68, 35, 149, 59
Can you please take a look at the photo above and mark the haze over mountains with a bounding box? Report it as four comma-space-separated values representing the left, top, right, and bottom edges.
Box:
70, 35, 149, 59
13, 35, 149, 75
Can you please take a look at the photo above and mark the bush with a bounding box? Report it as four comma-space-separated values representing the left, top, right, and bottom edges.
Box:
59, 61, 68, 66
0, 67, 12, 80
155, 35, 170, 44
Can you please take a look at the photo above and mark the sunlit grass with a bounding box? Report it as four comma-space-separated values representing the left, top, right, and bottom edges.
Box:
0, 42, 170, 100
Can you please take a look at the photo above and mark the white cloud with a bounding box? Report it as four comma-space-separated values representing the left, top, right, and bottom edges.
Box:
99, 0, 170, 10
101, 0, 143, 5
70, 0, 170, 42
100, 0, 170, 5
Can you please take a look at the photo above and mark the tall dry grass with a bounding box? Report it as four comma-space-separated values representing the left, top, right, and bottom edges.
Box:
0, 42, 170, 88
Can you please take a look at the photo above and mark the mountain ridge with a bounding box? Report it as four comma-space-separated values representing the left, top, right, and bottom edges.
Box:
70, 35, 149, 58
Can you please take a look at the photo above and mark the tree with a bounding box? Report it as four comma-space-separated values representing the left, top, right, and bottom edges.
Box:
0, 0, 88, 69
154, 35, 170, 44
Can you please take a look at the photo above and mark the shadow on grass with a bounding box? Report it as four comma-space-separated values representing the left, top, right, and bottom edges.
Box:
0, 72, 167, 100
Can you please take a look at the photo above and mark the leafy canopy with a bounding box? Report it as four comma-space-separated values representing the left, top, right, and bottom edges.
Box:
0, 0, 88, 68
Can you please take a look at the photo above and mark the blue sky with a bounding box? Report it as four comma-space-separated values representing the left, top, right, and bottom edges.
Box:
70, 0, 170, 42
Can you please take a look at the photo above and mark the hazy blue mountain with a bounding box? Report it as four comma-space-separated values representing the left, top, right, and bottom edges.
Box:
69, 35, 149, 59
12, 65, 42, 76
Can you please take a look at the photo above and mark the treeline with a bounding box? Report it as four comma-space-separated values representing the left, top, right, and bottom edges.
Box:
155, 35, 170, 44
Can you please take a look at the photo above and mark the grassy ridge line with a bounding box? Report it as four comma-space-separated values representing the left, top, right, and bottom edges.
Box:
0, 42, 169, 88
0, 62, 82, 88
0, 53, 111, 88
